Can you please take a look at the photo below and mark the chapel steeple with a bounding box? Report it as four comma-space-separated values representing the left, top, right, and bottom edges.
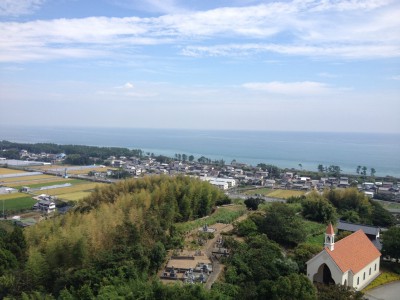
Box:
324, 223, 335, 251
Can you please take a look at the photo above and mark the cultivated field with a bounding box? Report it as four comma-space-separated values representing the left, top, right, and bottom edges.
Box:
242, 188, 306, 199
31, 182, 104, 200
1, 174, 65, 184
267, 189, 306, 199
0, 192, 28, 200
0, 193, 36, 212
0, 167, 28, 175
32, 165, 113, 175
1, 168, 108, 212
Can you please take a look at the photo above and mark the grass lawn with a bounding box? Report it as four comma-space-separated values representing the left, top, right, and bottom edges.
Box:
382, 202, 400, 210
363, 271, 400, 291
303, 220, 326, 247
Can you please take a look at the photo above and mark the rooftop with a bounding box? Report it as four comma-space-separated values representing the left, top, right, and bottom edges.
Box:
326, 230, 381, 274
337, 220, 380, 236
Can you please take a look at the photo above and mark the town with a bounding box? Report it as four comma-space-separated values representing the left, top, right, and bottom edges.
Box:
1, 142, 400, 299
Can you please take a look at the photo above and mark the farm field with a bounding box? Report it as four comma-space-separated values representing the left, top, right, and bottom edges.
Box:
57, 191, 92, 201
242, 188, 306, 199
243, 187, 271, 196
32, 165, 114, 175
1, 168, 108, 208
68, 167, 112, 175
0, 192, 28, 200
31, 182, 105, 201
0, 167, 28, 175
267, 189, 306, 199
0, 193, 36, 212
2, 174, 62, 184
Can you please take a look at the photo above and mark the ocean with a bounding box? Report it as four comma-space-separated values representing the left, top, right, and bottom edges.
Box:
1, 126, 399, 178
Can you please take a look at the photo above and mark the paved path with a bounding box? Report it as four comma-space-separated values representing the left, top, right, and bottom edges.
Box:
364, 281, 400, 300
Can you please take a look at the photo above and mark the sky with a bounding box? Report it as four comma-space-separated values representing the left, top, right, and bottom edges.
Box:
0, 0, 399, 133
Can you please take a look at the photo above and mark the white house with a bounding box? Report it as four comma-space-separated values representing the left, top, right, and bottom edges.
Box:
306, 224, 381, 291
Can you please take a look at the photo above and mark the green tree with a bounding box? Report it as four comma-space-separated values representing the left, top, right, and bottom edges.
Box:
5, 226, 27, 263
370, 200, 395, 227
260, 203, 306, 246
370, 167, 376, 177
25, 249, 50, 288
335, 230, 352, 242
188, 155, 194, 162
236, 218, 258, 237
302, 193, 337, 224
340, 210, 360, 223
356, 165, 361, 175
318, 164, 325, 173
244, 197, 262, 210
362, 166, 367, 178
0, 248, 18, 276
328, 165, 341, 177
149, 242, 166, 273
291, 243, 322, 273
316, 283, 364, 300
382, 227, 400, 260
273, 273, 317, 300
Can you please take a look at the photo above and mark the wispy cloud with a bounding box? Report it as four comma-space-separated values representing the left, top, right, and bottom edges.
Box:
182, 43, 400, 59
242, 81, 334, 95
0, 0, 399, 62
110, 0, 188, 14
115, 82, 135, 89
0, 0, 46, 17
390, 75, 400, 80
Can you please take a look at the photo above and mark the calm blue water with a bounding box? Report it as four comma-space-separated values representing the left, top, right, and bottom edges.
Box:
1, 126, 399, 177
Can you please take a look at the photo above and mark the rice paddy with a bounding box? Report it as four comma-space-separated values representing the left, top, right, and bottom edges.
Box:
0, 167, 109, 214
242, 187, 306, 199
0, 168, 28, 175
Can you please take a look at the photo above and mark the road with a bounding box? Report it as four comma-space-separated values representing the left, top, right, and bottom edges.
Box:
364, 281, 400, 300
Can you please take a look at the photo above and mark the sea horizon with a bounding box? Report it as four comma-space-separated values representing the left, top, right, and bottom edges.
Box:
1, 125, 400, 178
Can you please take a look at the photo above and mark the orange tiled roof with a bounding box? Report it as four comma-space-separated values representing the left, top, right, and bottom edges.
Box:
326, 223, 335, 235
326, 230, 381, 274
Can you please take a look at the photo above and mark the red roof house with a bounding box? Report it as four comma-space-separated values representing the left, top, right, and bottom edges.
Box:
306, 224, 381, 290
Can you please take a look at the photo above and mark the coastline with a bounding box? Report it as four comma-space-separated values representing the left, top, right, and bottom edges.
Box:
1, 126, 400, 178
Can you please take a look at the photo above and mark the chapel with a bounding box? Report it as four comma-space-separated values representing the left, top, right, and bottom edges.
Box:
306, 223, 381, 290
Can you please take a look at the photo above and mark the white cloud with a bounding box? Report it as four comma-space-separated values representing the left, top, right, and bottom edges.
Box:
110, 0, 187, 14
242, 81, 334, 95
0, 0, 46, 16
115, 82, 134, 89
182, 43, 400, 59
0, 0, 399, 62
390, 75, 400, 80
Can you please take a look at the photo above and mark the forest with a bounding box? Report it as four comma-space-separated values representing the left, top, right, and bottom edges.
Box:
0, 176, 397, 299
0, 140, 143, 163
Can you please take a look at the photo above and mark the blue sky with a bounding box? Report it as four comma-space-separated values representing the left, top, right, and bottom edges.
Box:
1, 0, 399, 132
